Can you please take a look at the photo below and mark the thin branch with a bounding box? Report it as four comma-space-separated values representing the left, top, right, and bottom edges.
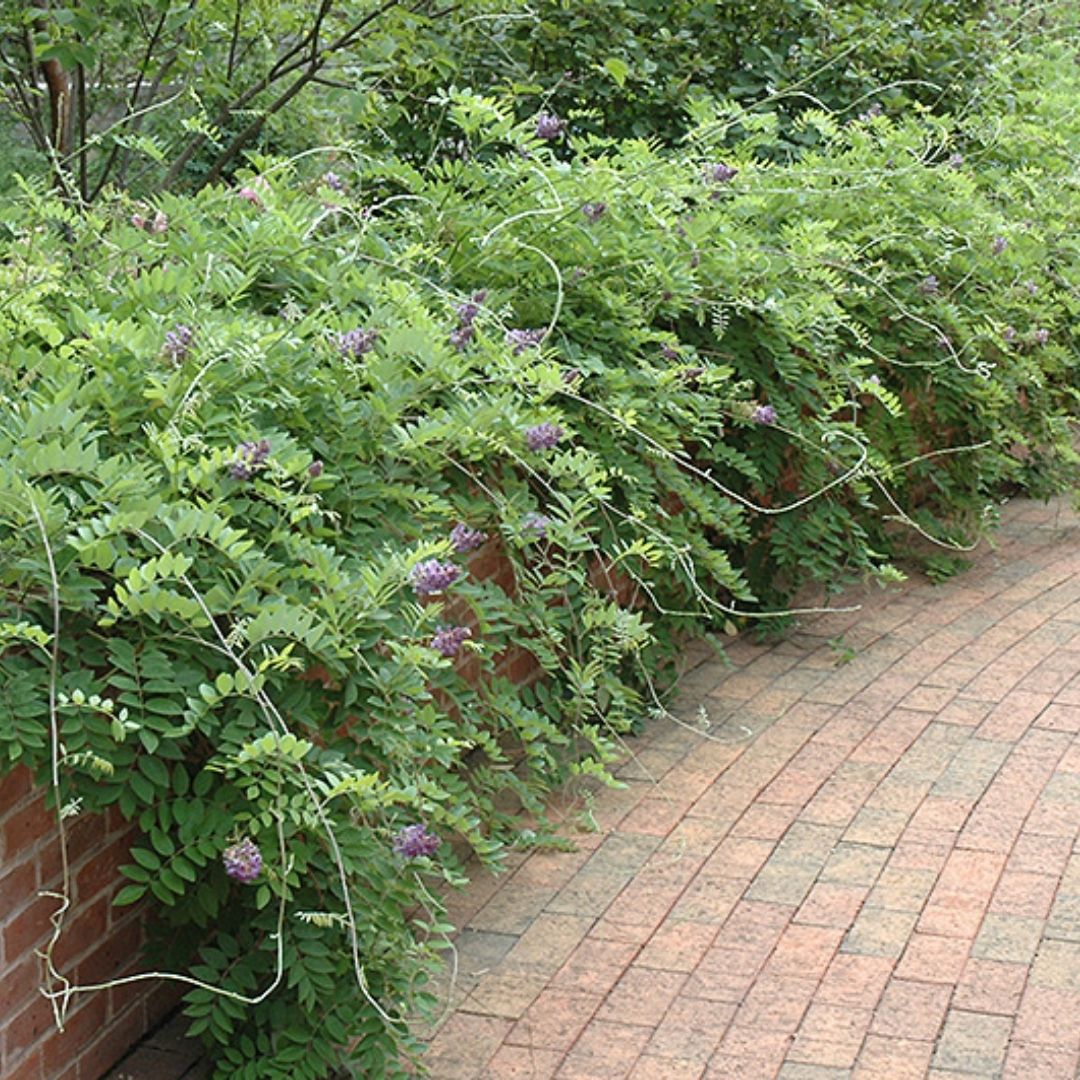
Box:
227, 0, 243, 82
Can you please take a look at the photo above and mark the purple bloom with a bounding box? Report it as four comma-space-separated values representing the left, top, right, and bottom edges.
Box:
522, 512, 552, 538
661, 344, 680, 361
525, 422, 565, 452
948, 153, 964, 169
1003, 326, 1017, 343
450, 523, 487, 554
450, 325, 475, 351
430, 625, 472, 657
1033, 328, 1050, 345
857, 102, 883, 122
150, 210, 168, 234
410, 559, 461, 597
338, 328, 378, 359
1024, 280, 1038, 295
992, 236, 1008, 255
393, 823, 441, 859
228, 438, 271, 480
130, 212, 147, 229
706, 162, 738, 184
223, 838, 262, 883
236, 186, 263, 207
308, 459, 324, 478
582, 201, 606, 222
535, 112, 564, 140
455, 291, 487, 327
505, 328, 546, 355
919, 275, 939, 296
752, 404, 777, 425
163, 324, 194, 361
322, 171, 345, 192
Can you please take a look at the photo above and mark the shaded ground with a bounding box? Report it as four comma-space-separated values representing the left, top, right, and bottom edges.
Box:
422, 495, 1080, 1079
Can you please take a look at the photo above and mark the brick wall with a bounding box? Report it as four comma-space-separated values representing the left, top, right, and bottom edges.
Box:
0, 765, 180, 1080
0, 539, 587, 1079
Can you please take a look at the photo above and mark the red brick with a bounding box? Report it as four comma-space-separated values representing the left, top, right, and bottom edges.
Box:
989, 871, 1059, 919
2, 892, 55, 960
815, 954, 894, 1009
636, 921, 718, 973
506, 989, 601, 1051
894, 933, 970, 984
871, 979, 951, 1040
486, 1045, 563, 1080
952, 957, 1029, 1014
628, 1056, 705, 1080
556, 1020, 652, 1079
2, 797, 53, 856
1013, 987, 1080, 1051
794, 883, 868, 929
5, 993, 56, 1063
0, 859, 37, 925
552, 937, 640, 995
646, 996, 735, 1063
3, 1047, 45, 1080
595, 967, 686, 1027
0, 764, 34, 816
74, 1001, 164, 1080
853, 1035, 935, 1079
1002, 1041, 1080, 1079
41, 993, 108, 1079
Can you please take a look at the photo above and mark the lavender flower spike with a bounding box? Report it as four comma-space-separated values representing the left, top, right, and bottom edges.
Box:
991, 236, 1008, 255
430, 625, 472, 657
525, 422, 565, 452
322, 171, 345, 192
410, 559, 461, 597
393, 823, 441, 859
582, 202, 606, 222
338, 328, 378, 359
162, 324, 194, 361
752, 404, 778, 425
523, 512, 553, 538
707, 162, 738, 184
1033, 328, 1050, 345
535, 112, 564, 140
229, 438, 271, 480
505, 328, 546, 355
223, 838, 262, 883
450, 523, 487, 554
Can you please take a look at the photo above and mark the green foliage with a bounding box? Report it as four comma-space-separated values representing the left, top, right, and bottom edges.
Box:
0, 7, 1077, 1078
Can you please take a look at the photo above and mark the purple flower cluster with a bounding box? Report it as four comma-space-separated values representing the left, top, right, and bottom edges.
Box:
948, 153, 965, 169
991, 236, 1008, 255
229, 438, 271, 480
582, 201, 607, 222
1033, 328, 1050, 345
919, 275, 940, 296
338, 328, 378, 359
856, 102, 884, 122
450, 290, 487, 351
523, 512, 552, 538
410, 559, 461, 597
236, 186, 263, 207
322, 171, 345, 192
525, 422, 565, 452
223, 838, 262, 883
308, 460, 324, 478
706, 162, 738, 184
132, 209, 168, 233
535, 112, 564, 140
1003, 326, 1017, 343
392, 823, 441, 859
430, 624, 472, 657
450, 522, 487, 554
163, 324, 194, 361
506, 328, 546, 355
752, 404, 777, 425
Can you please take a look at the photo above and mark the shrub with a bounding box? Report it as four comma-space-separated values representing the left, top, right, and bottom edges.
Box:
0, 19, 1076, 1080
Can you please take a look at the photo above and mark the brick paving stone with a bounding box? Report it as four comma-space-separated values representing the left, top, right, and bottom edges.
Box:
505, 989, 602, 1051
931, 1010, 1012, 1074
595, 967, 687, 1027
645, 997, 736, 1064
841, 908, 919, 959
894, 933, 970, 983
422, 496, 1080, 1080
485, 1045, 565, 1079
971, 912, 1045, 963
1001, 1042, 1080, 1079
814, 953, 894, 1010
853, 1035, 935, 1080
555, 1020, 653, 1079
871, 979, 951, 1040
951, 956, 1028, 1014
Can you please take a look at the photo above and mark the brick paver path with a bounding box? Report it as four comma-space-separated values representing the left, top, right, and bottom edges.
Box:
422, 495, 1080, 1079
